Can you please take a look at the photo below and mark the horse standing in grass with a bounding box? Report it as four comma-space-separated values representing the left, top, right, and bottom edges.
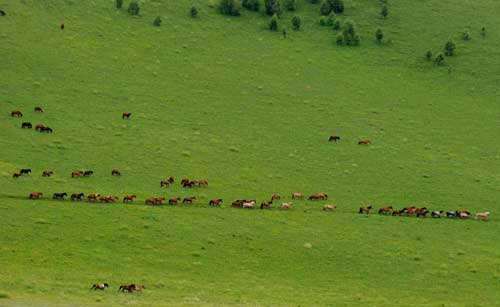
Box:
87, 193, 100, 201
123, 195, 136, 203
111, 169, 121, 176
91, 283, 109, 290
169, 197, 181, 205
11, 110, 23, 117
34, 106, 43, 113
13, 173, 21, 178
21, 122, 32, 129
160, 177, 175, 187
271, 193, 281, 201
309, 193, 328, 200
198, 179, 208, 187
292, 192, 304, 200
358, 205, 372, 214
122, 112, 131, 119
71, 193, 85, 201
53, 192, 67, 200
20, 169, 31, 175
209, 199, 223, 206
323, 204, 337, 211
280, 202, 293, 210
329, 136, 340, 142
358, 139, 371, 145
378, 206, 393, 214
260, 200, 272, 209
42, 170, 53, 177
476, 212, 490, 220
29, 192, 43, 199
183, 196, 196, 204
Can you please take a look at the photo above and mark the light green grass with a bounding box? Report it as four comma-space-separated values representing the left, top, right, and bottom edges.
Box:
1, 0, 500, 305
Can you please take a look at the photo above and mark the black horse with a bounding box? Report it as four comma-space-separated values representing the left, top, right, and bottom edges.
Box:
446, 211, 458, 218
21, 122, 32, 129
83, 170, 93, 176
431, 211, 443, 218
71, 193, 85, 201
40, 126, 53, 133
53, 192, 68, 200
20, 169, 31, 175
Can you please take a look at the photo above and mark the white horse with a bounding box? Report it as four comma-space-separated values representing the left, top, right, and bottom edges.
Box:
280, 202, 293, 210
322, 204, 336, 211
475, 212, 490, 220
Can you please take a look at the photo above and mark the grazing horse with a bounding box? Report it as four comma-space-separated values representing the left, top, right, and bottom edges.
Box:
34, 107, 43, 113
87, 193, 100, 201
476, 212, 490, 220
402, 206, 417, 215
154, 197, 166, 204
260, 200, 272, 209
280, 202, 293, 210
392, 209, 404, 216
123, 195, 137, 203
308, 193, 328, 201
169, 197, 181, 205
122, 112, 131, 119
182, 180, 197, 188
198, 179, 208, 187
111, 169, 121, 176
415, 207, 429, 217
446, 211, 458, 218
53, 192, 67, 200
35, 124, 46, 131
329, 136, 340, 142
271, 193, 281, 201
323, 204, 337, 211
71, 170, 84, 177
183, 196, 196, 204
13, 173, 21, 178
358, 205, 373, 214
431, 210, 443, 218
209, 199, 223, 206
91, 283, 109, 290
40, 126, 53, 133
71, 193, 85, 201
21, 122, 32, 129
231, 200, 243, 208
83, 170, 93, 176
457, 211, 471, 218
358, 139, 371, 145
29, 192, 43, 199
145, 197, 156, 205
291, 192, 304, 200
242, 200, 256, 209
20, 169, 32, 175
119, 284, 145, 292
42, 170, 53, 177
100, 195, 117, 203
160, 177, 175, 187
11, 110, 23, 117
378, 206, 393, 214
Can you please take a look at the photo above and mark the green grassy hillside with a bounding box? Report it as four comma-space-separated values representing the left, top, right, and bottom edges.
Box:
1, 0, 500, 305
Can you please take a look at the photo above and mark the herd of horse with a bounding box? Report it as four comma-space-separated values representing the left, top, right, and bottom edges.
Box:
11, 107, 54, 133
91, 283, 145, 292
359, 204, 490, 220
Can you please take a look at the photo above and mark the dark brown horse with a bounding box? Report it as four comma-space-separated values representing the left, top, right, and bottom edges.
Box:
11, 110, 23, 117
260, 200, 272, 209
21, 122, 32, 129
83, 170, 93, 176
416, 207, 429, 217
111, 169, 121, 176
13, 173, 21, 178
87, 193, 100, 201
209, 199, 223, 206
160, 177, 175, 187
308, 193, 328, 200
29, 192, 43, 199
91, 283, 109, 290
34, 106, 43, 113
271, 193, 281, 201
232, 200, 243, 207
392, 209, 404, 216
123, 195, 137, 203
71, 170, 83, 177
358, 139, 371, 145
169, 197, 181, 205
122, 112, 131, 119
40, 126, 53, 133
183, 196, 196, 204
198, 179, 208, 187
358, 205, 373, 214
71, 193, 85, 201
42, 170, 54, 177
329, 136, 340, 142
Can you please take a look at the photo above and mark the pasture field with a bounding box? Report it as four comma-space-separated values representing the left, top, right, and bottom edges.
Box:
1, 0, 500, 305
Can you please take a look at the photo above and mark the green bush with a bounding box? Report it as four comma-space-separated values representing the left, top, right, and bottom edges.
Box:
291, 15, 301, 30
116, 0, 123, 9
310, 0, 320, 3
153, 16, 162, 26
342, 19, 359, 45
332, 0, 344, 14
444, 40, 456, 56
269, 13, 279, 31
320, 0, 332, 15
190, 6, 198, 17
480, 26, 486, 37
285, 0, 297, 11
220, 0, 242, 16
336, 33, 344, 45
128, 1, 140, 15
319, 16, 327, 26
375, 28, 383, 43
332, 19, 340, 30
435, 52, 445, 65
326, 14, 335, 26
265, 0, 282, 16
242, 0, 260, 11
425, 50, 433, 61
381, 5, 388, 18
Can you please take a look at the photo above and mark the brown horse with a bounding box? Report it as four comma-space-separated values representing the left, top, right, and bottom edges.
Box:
122, 112, 131, 119
118, 284, 144, 292
308, 193, 328, 200
232, 200, 243, 208
292, 192, 304, 200
392, 210, 404, 216
378, 206, 393, 214
71, 170, 84, 177
34, 107, 44, 113
260, 200, 272, 209
403, 206, 417, 215
145, 197, 165, 205
11, 110, 23, 117
123, 195, 137, 203
329, 136, 340, 142
21, 122, 32, 129
183, 196, 196, 204
40, 126, 53, 133
87, 193, 100, 201
13, 173, 21, 178
154, 197, 166, 204
271, 193, 281, 201
198, 179, 208, 187
42, 170, 54, 177
91, 283, 109, 290
415, 207, 429, 217
476, 212, 490, 220
209, 199, 223, 206
100, 195, 117, 203
358, 139, 371, 145
71, 193, 84, 201
358, 205, 373, 214
160, 177, 175, 187
280, 202, 293, 210
35, 124, 46, 131
169, 197, 181, 205
111, 169, 121, 176
29, 192, 43, 199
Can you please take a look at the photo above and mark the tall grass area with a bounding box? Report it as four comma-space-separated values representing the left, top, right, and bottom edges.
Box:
1, 0, 500, 305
